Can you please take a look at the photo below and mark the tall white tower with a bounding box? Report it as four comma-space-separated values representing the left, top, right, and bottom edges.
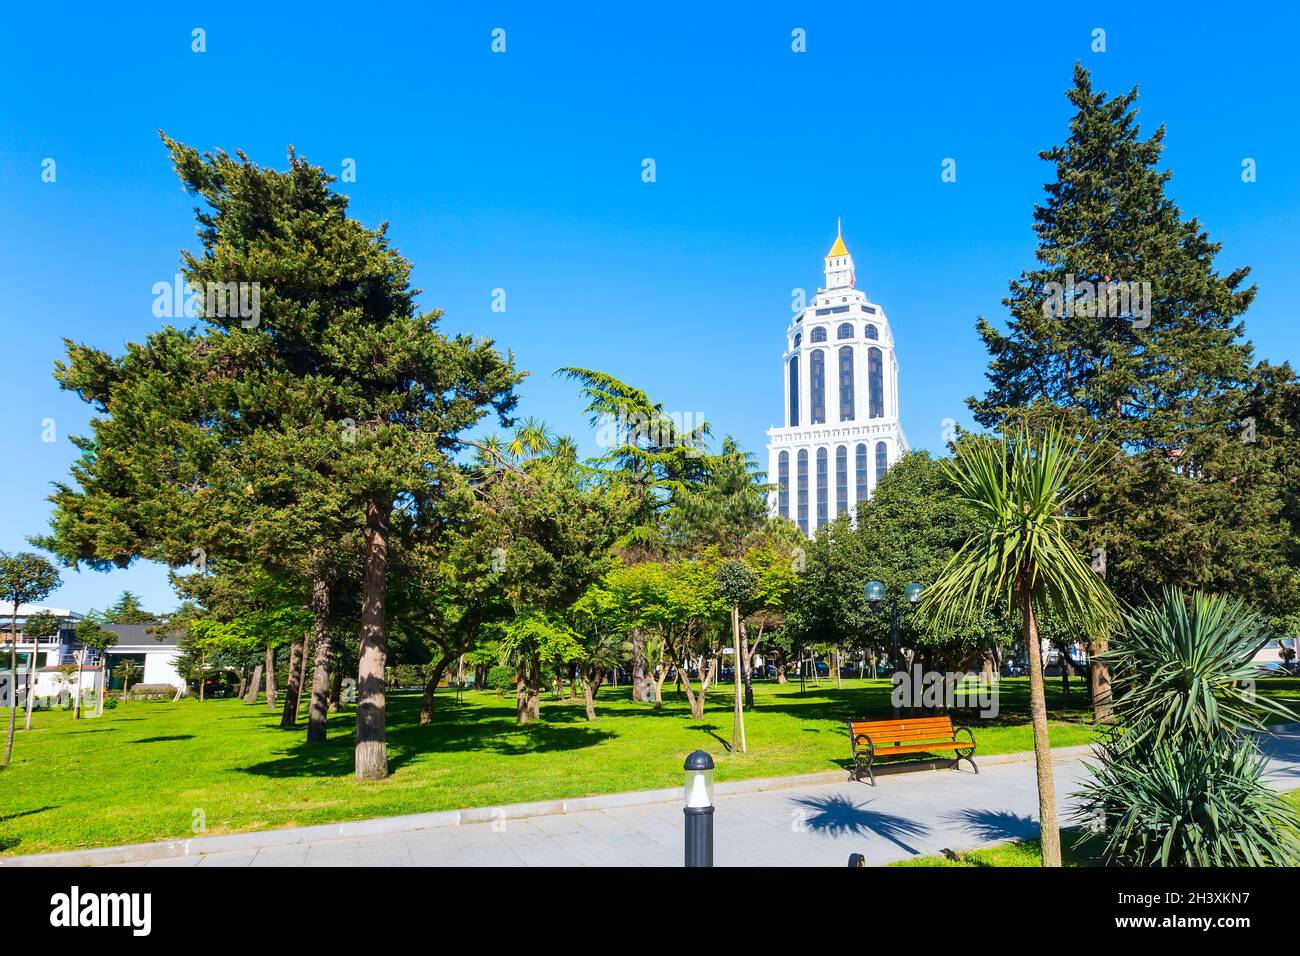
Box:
766, 224, 908, 536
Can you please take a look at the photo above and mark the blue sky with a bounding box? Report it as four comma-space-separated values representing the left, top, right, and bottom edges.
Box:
2, 1, 1297, 615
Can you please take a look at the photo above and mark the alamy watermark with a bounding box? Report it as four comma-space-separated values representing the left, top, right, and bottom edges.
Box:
152, 274, 261, 328
891, 665, 999, 718
594, 410, 705, 457
1043, 273, 1152, 328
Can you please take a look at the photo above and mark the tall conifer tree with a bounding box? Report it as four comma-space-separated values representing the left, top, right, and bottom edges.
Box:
970, 66, 1298, 717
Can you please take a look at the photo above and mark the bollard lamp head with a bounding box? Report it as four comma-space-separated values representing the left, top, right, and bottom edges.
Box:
683, 750, 715, 808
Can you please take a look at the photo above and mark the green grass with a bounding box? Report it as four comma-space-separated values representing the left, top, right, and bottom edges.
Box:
891, 829, 1107, 867
0, 675, 1290, 857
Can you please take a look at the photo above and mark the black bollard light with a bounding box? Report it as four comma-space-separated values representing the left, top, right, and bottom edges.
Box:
683, 750, 715, 867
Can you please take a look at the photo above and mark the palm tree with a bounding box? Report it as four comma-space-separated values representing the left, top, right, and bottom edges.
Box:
921, 428, 1120, 866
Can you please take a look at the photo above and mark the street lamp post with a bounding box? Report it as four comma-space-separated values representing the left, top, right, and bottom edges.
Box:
683, 750, 715, 867
864, 580, 923, 674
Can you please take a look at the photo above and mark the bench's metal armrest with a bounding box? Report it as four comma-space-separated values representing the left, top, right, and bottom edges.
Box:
852, 733, 875, 754
953, 725, 976, 750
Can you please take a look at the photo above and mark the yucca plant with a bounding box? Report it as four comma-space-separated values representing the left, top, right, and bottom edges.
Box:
1078, 734, 1300, 866
1077, 586, 1300, 866
921, 427, 1120, 866
1105, 587, 1294, 747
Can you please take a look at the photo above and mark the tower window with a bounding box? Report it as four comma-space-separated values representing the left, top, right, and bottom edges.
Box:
837, 323, 854, 339
855, 443, 868, 505
777, 451, 789, 519
835, 446, 848, 516
797, 449, 809, 535
865, 324, 879, 340
816, 448, 828, 528
868, 346, 883, 418
793, 332, 801, 348
838, 346, 854, 421
810, 326, 827, 342
788, 356, 800, 426
810, 350, 826, 424
876, 441, 888, 483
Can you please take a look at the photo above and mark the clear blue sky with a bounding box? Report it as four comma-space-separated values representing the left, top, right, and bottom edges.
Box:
2, 2, 1297, 615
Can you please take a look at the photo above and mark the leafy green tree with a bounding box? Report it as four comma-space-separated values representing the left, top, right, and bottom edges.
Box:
559, 367, 710, 702
468, 434, 626, 723
969, 65, 1298, 718
0, 551, 61, 766
668, 437, 768, 558
784, 516, 871, 662
716, 559, 758, 752
568, 584, 628, 720
73, 619, 118, 717
921, 429, 1120, 867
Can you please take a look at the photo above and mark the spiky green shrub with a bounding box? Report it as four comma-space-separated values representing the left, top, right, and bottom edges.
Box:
1078, 734, 1300, 866
1076, 586, 1300, 866
1106, 588, 1293, 744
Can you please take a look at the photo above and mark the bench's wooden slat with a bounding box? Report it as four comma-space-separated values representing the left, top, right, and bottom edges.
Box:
850, 717, 962, 747
870, 741, 969, 755
850, 719, 954, 733
852, 729, 962, 741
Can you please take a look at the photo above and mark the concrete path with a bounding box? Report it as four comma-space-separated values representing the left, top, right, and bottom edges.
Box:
90, 728, 1299, 868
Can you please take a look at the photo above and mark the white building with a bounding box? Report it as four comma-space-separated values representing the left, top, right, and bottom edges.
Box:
0, 609, 185, 707
767, 224, 909, 535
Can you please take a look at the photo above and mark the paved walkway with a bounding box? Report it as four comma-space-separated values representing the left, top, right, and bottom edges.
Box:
102, 729, 1300, 868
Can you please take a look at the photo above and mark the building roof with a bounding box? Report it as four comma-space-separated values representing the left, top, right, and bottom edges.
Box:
101, 623, 182, 650
825, 220, 849, 259
7, 604, 84, 620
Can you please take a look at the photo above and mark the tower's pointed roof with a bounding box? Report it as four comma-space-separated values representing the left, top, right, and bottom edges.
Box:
826, 218, 849, 258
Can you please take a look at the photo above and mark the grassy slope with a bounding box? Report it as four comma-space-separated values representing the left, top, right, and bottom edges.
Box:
1, 676, 1293, 857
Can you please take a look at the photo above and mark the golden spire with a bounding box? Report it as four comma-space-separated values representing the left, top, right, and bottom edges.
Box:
826, 218, 848, 258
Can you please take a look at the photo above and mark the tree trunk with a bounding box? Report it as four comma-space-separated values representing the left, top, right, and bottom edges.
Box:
22, 627, 39, 731
515, 655, 541, 724
355, 498, 391, 781
243, 665, 263, 704
630, 626, 648, 704
1021, 577, 1062, 867
235, 667, 248, 701
264, 644, 277, 710
1088, 634, 1114, 723
419, 658, 450, 725
731, 608, 747, 753
834, 646, 842, 689
306, 578, 332, 743
329, 669, 342, 712
97, 659, 106, 715
280, 631, 307, 728
581, 669, 603, 721
73, 648, 85, 720
740, 621, 755, 710
2, 610, 15, 768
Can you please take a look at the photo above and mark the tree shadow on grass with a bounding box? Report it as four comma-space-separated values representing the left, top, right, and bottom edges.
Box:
0, 805, 57, 825
789, 793, 929, 854
131, 735, 195, 744
236, 712, 618, 780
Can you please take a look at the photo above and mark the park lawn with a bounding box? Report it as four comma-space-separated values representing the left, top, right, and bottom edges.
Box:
0, 674, 1171, 857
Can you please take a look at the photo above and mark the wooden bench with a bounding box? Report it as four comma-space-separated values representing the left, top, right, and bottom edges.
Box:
847, 715, 977, 785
